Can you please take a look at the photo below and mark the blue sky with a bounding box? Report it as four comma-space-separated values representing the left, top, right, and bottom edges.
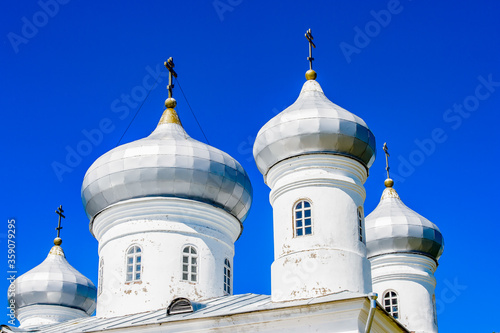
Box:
1, 0, 499, 330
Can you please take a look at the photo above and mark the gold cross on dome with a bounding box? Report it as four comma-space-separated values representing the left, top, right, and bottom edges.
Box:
164, 57, 177, 99
383, 142, 390, 179
305, 29, 316, 70
55, 205, 65, 239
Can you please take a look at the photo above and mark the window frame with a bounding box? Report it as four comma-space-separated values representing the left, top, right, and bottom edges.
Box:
125, 244, 142, 283
223, 258, 231, 295
383, 290, 399, 319
293, 199, 313, 237
181, 245, 198, 283
358, 207, 364, 243
432, 294, 438, 325
98, 257, 104, 295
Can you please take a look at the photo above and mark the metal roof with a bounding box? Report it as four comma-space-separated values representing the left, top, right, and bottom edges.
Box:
82, 115, 253, 222
10, 245, 96, 316
2, 292, 372, 333
366, 186, 444, 261
253, 79, 376, 176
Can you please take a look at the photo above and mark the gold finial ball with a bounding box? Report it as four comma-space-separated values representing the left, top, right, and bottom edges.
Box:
54, 237, 62, 246
305, 69, 317, 81
165, 97, 177, 109
384, 178, 394, 188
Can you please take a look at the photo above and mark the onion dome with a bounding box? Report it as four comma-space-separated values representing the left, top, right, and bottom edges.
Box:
82, 89, 252, 222
10, 237, 97, 316
365, 179, 444, 262
253, 78, 376, 177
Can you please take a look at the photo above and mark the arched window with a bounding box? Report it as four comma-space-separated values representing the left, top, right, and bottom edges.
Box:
294, 200, 312, 237
182, 246, 198, 283
126, 245, 142, 282
98, 258, 104, 295
383, 290, 399, 319
433, 294, 438, 325
224, 258, 231, 295
358, 207, 364, 242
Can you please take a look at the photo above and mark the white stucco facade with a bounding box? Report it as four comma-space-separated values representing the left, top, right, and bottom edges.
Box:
266, 154, 372, 302
370, 253, 438, 333
92, 197, 241, 318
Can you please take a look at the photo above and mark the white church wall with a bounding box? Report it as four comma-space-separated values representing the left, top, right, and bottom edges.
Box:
266, 154, 372, 302
92, 197, 241, 318
371, 253, 438, 333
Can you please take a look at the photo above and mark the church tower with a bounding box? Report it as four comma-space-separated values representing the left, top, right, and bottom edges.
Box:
81, 58, 252, 317
253, 30, 376, 302
366, 143, 444, 333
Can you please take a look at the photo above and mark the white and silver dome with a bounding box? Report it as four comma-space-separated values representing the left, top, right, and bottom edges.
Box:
82, 108, 253, 222
365, 181, 444, 262
253, 78, 376, 176
10, 241, 97, 315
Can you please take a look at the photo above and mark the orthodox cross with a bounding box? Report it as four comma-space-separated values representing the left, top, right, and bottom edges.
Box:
55, 205, 65, 238
305, 29, 316, 70
164, 57, 177, 99
383, 142, 390, 179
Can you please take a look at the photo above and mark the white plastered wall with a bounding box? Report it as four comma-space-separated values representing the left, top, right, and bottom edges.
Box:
266, 154, 372, 302
92, 197, 241, 318
370, 253, 438, 333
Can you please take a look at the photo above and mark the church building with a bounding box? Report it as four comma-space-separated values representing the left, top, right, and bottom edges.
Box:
3, 30, 444, 333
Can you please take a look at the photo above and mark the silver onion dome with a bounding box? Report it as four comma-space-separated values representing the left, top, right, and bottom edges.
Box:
82, 108, 253, 222
253, 79, 376, 176
365, 183, 444, 261
10, 243, 97, 315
